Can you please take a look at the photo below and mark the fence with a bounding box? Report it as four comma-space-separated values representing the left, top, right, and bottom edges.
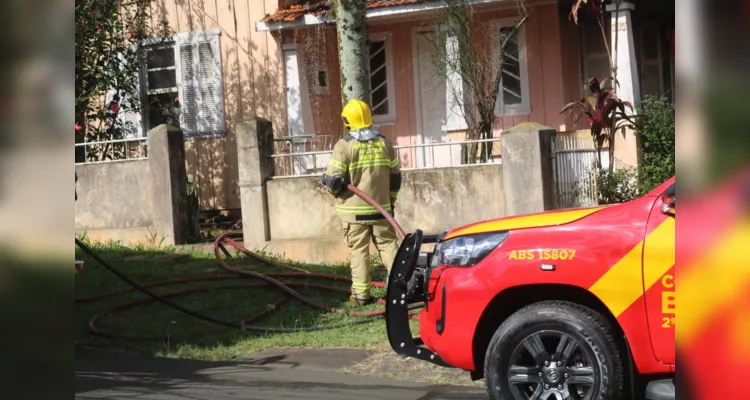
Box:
550, 134, 599, 209
269, 136, 503, 177
272, 134, 341, 176
75, 137, 149, 165
238, 117, 555, 262
75, 125, 191, 246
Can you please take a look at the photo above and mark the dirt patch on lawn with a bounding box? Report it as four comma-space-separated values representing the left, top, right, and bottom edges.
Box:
340, 348, 486, 387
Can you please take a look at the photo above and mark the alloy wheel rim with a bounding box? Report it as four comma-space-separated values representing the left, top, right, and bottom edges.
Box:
506, 330, 596, 400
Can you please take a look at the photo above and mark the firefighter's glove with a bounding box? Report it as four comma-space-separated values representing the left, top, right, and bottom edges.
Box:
321, 173, 345, 197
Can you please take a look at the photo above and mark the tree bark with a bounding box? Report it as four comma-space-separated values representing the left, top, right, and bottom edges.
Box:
333, 0, 370, 107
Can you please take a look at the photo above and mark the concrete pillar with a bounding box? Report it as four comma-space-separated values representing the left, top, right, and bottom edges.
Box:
147, 124, 190, 245
237, 118, 275, 250
607, 1, 640, 170
501, 122, 556, 215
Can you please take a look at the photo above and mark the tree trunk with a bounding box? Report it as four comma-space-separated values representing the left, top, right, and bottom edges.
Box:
333, 0, 370, 106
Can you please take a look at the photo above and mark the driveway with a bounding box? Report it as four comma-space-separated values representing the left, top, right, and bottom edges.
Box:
75, 349, 488, 400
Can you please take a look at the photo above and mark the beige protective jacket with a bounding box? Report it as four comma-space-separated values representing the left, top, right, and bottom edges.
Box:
325, 134, 401, 224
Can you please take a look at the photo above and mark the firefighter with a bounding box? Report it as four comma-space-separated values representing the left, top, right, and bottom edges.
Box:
320, 99, 402, 305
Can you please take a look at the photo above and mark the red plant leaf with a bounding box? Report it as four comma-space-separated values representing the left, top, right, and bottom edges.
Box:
586, 76, 601, 94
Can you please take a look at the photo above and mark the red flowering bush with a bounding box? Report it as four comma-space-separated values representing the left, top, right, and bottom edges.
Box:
75, 0, 170, 162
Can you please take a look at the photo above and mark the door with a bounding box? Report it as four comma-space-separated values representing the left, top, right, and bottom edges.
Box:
642, 182, 676, 364
283, 45, 315, 174
414, 31, 458, 168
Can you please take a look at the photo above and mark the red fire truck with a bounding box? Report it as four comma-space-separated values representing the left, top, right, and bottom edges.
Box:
386, 177, 675, 400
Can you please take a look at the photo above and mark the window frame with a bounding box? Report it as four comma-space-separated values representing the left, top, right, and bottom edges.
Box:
138, 28, 226, 140
367, 32, 397, 124
139, 42, 179, 138
490, 17, 531, 117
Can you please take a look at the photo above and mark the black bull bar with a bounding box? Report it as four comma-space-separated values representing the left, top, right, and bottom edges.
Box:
385, 229, 454, 368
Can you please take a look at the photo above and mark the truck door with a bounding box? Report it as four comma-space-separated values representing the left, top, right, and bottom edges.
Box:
642, 182, 676, 364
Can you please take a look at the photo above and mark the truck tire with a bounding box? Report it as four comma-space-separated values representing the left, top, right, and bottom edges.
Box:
483, 301, 624, 400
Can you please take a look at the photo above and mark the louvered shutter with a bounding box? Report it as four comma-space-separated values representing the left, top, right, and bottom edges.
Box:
443, 32, 468, 132
175, 31, 225, 138
106, 52, 143, 139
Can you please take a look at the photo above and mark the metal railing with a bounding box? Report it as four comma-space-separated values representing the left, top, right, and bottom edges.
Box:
272, 134, 342, 177
75, 137, 149, 165
270, 136, 502, 178
394, 137, 502, 171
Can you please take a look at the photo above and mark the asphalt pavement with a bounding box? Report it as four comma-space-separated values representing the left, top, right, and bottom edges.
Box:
75, 348, 489, 400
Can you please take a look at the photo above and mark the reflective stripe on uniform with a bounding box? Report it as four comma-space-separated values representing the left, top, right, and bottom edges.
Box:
350, 159, 392, 170
336, 203, 392, 213
389, 191, 398, 198
328, 159, 348, 172
351, 282, 370, 289
390, 158, 399, 168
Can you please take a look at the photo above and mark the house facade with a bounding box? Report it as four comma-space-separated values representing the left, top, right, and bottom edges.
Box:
257, 0, 675, 170
123, 0, 673, 213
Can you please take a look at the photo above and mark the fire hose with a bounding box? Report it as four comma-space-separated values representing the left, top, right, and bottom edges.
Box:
75, 184, 419, 340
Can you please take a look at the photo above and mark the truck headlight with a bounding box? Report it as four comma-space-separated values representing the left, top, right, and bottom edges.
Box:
430, 232, 509, 267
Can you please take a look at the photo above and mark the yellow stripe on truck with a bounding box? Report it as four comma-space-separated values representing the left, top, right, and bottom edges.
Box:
444, 207, 606, 240
588, 241, 645, 318
589, 217, 675, 318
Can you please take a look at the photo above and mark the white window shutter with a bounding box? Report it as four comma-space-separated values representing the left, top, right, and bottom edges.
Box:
176, 41, 199, 135
443, 33, 468, 132
175, 31, 225, 138
106, 52, 143, 139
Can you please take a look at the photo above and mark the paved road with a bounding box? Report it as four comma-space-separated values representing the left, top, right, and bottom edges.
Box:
75, 349, 488, 400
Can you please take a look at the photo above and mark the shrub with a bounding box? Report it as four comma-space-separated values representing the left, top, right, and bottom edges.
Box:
636, 95, 675, 194
596, 167, 639, 205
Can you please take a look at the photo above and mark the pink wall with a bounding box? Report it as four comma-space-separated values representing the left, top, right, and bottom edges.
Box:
474, 4, 568, 134
285, 3, 575, 161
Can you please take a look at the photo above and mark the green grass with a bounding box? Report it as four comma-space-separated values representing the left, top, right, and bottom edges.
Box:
75, 239, 419, 361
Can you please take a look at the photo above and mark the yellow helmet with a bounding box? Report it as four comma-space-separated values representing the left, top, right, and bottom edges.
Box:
341, 99, 373, 131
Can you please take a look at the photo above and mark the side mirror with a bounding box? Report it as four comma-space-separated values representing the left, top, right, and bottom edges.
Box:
660, 185, 675, 216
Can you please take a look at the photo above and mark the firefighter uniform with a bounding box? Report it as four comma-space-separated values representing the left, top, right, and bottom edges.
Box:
321, 99, 402, 304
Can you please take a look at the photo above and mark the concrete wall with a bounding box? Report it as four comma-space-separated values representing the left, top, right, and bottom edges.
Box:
75, 160, 155, 244
75, 125, 191, 246
262, 164, 504, 263
238, 118, 554, 264
266, 164, 505, 242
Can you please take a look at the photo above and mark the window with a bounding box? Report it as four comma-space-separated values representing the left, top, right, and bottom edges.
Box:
492, 19, 530, 116
368, 33, 396, 123
143, 44, 180, 135
580, 19, 611, 95
112, 28, 225, 140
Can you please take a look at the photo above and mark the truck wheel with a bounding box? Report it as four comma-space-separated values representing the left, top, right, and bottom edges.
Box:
483, 301, 624, 400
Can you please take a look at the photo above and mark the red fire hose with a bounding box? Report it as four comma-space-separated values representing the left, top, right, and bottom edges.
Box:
75, 184, 415, 340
